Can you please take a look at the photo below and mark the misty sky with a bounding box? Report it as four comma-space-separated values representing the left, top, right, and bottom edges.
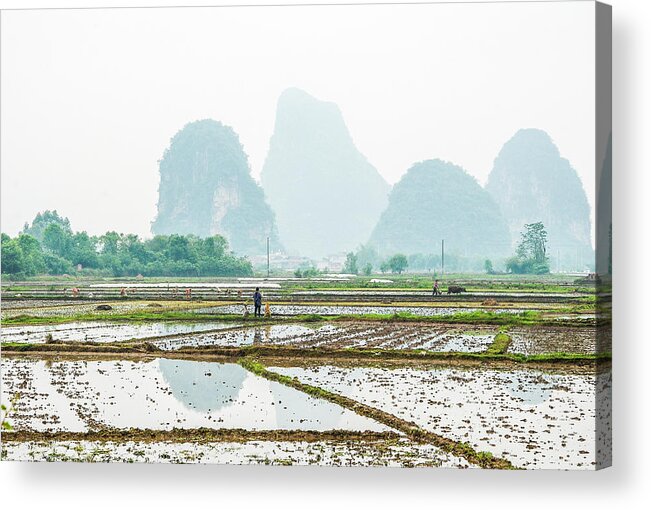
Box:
1, 2, 597, 241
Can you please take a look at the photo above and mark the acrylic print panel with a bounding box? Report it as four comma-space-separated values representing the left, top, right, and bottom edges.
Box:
0, 1, 612, 469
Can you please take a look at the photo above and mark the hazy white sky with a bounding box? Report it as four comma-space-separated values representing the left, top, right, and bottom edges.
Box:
1, 1, 596, 239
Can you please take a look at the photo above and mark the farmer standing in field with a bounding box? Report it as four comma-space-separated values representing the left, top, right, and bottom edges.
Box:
432, 279, 441, 297
253, 287, 263, 317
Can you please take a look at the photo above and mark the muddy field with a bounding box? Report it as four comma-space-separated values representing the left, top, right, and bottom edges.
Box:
509, 326, 607, 355
152, 322, 498, 352
1, 438, 471, 467
270, 364, 609, 469
0, 275, 609, 468
2, 319, 601, 355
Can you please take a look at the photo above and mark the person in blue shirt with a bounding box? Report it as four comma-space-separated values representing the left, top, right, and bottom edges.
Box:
253, 287, 263, 317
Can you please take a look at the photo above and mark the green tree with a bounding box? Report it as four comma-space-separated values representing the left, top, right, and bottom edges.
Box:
1, 234, 24, 274
343, 252, 359, 274
16, 234, 46, 275
167, 234, 195, 262
518, 222, 548, 263
2, 225, 252, 278
44, 252, 74, 275
507, 222, 550, 274
100, 231, 121, 256
388, 254, 408, 274
42, 223, 72, 257
484, 259, 494, 274
363, 263, 373, 276
70, 232, 99, 268
22, 210, 72, 242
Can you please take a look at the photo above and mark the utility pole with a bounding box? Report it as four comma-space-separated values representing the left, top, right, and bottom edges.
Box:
557, 248, 560, 273
266, 236, 270, 278
441, 239, 445, 278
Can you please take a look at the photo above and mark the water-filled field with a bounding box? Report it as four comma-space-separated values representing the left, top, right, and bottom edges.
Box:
0, 275, 610, 468
270, 364, 608, 469
1, 321, 240, 344
193, 304, 526, 317
152, 321, 498, 352
1, 358, 388, 433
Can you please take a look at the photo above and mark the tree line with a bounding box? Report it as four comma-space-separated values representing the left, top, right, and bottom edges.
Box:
1, 211, 253, 278
347, 222, 551, 275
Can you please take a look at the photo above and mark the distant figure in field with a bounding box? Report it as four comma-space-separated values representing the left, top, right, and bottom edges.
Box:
120, 287, 127, 297
185, 288, 192, 300
253, 287, 263, 317
432, 280, 442, 296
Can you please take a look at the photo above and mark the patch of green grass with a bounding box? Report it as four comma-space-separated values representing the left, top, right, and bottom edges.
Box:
333, 310, 544, 326
293, 314, 327, 323
2, 309, 545, 327
485, 332, 512, 355
523, 351, 612, 362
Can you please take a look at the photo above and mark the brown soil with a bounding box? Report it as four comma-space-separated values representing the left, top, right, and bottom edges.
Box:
1, 344, 608, 374
2, 428, 401, 444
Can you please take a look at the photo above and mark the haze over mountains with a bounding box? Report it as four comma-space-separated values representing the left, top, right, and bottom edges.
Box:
369, 159, 511, 258
485, 129, 593, 268
261, 88, 390, 258
150, 90, 593, 270
151, 119, 280, 256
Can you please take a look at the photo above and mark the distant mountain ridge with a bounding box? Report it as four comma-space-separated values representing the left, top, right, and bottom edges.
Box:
260, 88, 390, 258
150, 105, 592, 268
485, 129, 592, 269
151, 119, 281, 256
369, 159, 511, 258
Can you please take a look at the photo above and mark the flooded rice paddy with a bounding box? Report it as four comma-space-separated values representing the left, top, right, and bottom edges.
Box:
153, 322, 497, 352
1, 300, 202, 320
1, 358, 389, 433
0, 277, 608, 469
508, 326, 604, 355
1, 321, 240, 344
270, 364, 609, 469
193, 304, 526, 317
1, 315, 599, 356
